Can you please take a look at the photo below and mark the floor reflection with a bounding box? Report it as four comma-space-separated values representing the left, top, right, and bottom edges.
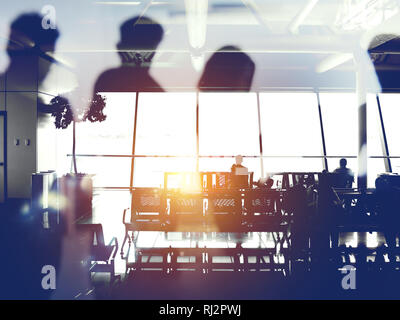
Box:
92, 190, 391, 276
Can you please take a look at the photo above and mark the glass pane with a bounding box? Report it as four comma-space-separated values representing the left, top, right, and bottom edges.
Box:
264, 158, 323, 176
199, 93, 259, 156
390, 159, 400, 175
367, 94, 384, 157
368, 158, 386, 188
56, 126, 73, 176
77, 157, 132, 188
76, 92, 135, 154
37, 114, 57, 172
135, 93, 196, 156
320, 93, 357, 156
133, 157, 196, 188
260, 93, 322, 156
379, 94, 400, 156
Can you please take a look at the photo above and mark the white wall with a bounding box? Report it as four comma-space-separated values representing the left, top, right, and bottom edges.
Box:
5, 56, 38, 199
6, 92, 37, 198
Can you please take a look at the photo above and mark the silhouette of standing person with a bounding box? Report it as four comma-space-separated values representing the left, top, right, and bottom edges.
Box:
197, 46, 255, 244
0, 12, 60, 299
2, 13, 59, 91
93, 16, 164, 93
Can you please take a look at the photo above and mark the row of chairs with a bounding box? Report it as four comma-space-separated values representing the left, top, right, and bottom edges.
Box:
123, 188, 284, 228
121, 187, 286, 254
127, 247, 288, 275
128, 187, 282, 221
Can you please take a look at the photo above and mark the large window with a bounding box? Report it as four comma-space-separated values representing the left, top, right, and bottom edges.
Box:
319, 93, 358, 157
135, 93, 196, 156
198, 92, 261, 181
260, 92, 323, 174
260, 93, 322, 157
51, 91, 395, 189
75, 92, 135, 187
320, 93, 358, 185
264, 158, 323, 176
379, 94, 400, 174
134, 158, 197, 188
77, 92, 135, 155
134, 93, 197, 187
367, 94, 384, 157
199, 93, 259, 156
379, 94, 400, 156
367, 94, 386, 186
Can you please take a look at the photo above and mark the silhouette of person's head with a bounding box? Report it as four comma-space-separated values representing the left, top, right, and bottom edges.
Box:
266, 178, 274, 189
7, 13, 59, 58
235, 155, 243, 166
117, 16, 164, 66
198, 46, 255, 91
6, 13, 60, 85
339, 158, 347, 168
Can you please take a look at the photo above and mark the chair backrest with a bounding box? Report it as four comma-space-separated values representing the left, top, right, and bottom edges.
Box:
208, 191, 241, 214
215, 172, 230, 189
245, 190, 280, 215
200, 172, 231, 191
131, 188, 165, 215
169, 194, 203, 215
164, 172, 202, 192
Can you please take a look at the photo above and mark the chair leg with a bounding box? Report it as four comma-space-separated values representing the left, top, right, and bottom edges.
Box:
110, 261, 116, 285
121, 231, 129, 256
130, 231, 136, 246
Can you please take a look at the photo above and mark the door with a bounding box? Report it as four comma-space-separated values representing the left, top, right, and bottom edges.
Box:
0, 111, 6, 203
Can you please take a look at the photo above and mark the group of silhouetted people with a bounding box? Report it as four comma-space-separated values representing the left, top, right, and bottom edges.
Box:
93, 16, 256, 96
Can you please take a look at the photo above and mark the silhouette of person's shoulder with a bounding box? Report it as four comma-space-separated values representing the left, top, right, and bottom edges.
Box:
94, 66, 164, 93
333, 167, 353, 176
333, 167, 343, 174
93, 15, 165, 94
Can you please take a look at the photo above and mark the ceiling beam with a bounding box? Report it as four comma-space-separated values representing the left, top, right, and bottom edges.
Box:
241, 0, 270, 30
288, 0, 319, 34
53, 34, 360, 54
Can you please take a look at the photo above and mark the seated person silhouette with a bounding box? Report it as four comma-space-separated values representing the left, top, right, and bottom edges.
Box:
333, 158, 354, 188
93, 16, 164, 93
255, 177, 274, 189
230, 155, 249, 188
